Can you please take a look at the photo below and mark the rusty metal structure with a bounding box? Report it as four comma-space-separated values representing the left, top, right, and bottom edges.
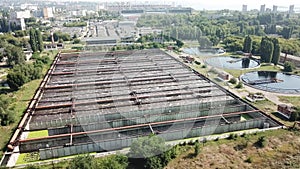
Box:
1, 49, 283, 164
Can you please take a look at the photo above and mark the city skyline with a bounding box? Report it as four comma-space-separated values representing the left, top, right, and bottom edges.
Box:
62, 0, 300, 11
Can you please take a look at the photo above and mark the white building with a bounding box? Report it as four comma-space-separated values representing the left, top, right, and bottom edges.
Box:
9, 10, 31, 30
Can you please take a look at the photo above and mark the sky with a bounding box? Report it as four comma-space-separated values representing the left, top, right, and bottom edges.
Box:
180, 0, 300, 10
82, 0, 300, 11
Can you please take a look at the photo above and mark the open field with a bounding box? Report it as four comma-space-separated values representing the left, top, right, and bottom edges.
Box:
166, 129, 300, 169
278, 96, 300, 108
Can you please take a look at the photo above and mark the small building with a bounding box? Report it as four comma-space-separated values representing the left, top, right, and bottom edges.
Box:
180, 55, 194, 63
85, 38, 118, 46
217, 72, 230, 81
24, 50, 33, 61
277, 104, 295, 119
44, 43, 64, 50
245, 93, 265, 102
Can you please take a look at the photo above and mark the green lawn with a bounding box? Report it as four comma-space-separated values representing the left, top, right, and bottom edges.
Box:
16, 152, 97, 165
224, 65, 281, 78
27, 130, 48, 139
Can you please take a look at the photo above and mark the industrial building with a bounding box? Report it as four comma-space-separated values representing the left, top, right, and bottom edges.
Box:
1, 49, 282, 165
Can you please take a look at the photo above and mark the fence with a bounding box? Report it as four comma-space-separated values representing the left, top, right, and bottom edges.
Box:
39, 118, 265, 160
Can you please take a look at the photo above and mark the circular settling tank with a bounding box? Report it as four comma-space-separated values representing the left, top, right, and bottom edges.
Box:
205, 56, 259, 70
241, 71, 300, 94
183, 47, 219, 56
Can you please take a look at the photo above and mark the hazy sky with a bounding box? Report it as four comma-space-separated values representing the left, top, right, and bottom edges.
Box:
180, 0, 300, 10
86, 0, 300, 10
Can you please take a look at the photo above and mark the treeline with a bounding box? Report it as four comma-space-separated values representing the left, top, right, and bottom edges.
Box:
63, 22, 87, 27
0, 18, 21, 32
6, 56, 49, 91
224, 35, 300, 56
137, 12, 300, 55
42, 31, 72, 42
23, 135, 179, 169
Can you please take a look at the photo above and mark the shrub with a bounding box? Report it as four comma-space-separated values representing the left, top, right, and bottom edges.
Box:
228, 133, 238, 140
73, 38, 81, 44
245, 157, 252, 163
194, 60, 201, 65
69, 154, 94, 169
283, 61, 295, 72
256, 136, 267, 148
201, 65, 207, 68
235, 81, 243, 89
229, 77, 237, 84
194, 142, 201, 156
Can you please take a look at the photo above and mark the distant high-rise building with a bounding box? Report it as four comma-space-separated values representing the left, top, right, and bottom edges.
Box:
273, 5, 278, 13
289, 5, 295, 14
242, 5, 247, 12
260, 4, 266, 13
43, 7, 54, 19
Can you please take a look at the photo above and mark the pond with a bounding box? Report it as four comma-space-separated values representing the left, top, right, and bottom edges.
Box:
205, 56, 260, 70
241, 71, 300, 94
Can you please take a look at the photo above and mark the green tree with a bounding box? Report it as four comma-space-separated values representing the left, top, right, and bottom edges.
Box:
36, 29, 44, 52
260, 37, 274, 63
194, 142, 201, 156
6, 64, 42, 90
281, 27, 293, 39
0, 95, 15, 126
29, 29, 37, 52
4, 45, 25, 66
128, 135, 171, 169
271, 38, 281, 65
243, 35, 252, 53
69, 154, 94, 169
283, 61, 295, 72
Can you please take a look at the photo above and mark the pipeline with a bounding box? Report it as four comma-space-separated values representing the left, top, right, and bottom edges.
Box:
19, 110, 260, 143
7, 51, 61, 150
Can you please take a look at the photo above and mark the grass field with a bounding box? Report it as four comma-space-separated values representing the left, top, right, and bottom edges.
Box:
278, 96, 300, 108
166, 129, 300, 169
224, 65, 281, 78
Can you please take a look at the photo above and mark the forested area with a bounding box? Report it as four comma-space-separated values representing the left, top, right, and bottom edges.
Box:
137, 12, 300, 56
0, 31, 50, 127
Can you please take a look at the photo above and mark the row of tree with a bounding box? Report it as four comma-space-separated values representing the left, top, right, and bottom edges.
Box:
260, 37, 281, 64
243, 35, 281, 64
29, 29, 44, 53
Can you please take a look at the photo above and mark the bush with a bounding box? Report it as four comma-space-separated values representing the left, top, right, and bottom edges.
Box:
256, 136, 267, 148
69, 154, 94, 169
283, 61, 295, 72
73, 38, 81, 44
228, 133, 238, 140
245, 157, 252, 163
201, 65, 207, 68
194, 60, 201, 65
229, 77, 237, 84
194, 142, 201, 156
235, 82, 243, 89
